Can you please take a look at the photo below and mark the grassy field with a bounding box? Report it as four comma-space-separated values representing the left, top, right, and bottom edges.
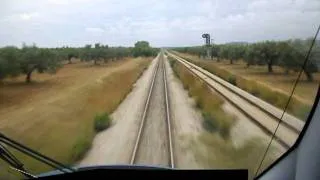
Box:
0, 57, 151, 177
174, 52, 319, 120
168, 56, 277, 179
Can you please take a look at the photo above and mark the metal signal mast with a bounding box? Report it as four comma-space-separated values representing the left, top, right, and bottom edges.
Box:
202, 33, 210, 46
202, 33, 211, 59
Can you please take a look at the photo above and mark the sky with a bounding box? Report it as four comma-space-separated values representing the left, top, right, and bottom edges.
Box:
0, 0, 319, 47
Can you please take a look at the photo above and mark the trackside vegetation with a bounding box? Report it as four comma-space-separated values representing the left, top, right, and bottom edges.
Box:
193, 133, 277, 179
71, 59, 152, 162
0, 41, 158, 83
168, 57, 234, 138
94, 112, 111, 132
173, 38, 320, 81
170, 51, 313, 120
168, 56, 278, 179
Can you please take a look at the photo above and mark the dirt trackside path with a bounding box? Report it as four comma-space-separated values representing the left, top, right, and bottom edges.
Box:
79, 56, 159, 166
164, 55, 203, 168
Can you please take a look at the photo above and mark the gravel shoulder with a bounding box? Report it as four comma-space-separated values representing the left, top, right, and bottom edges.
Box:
78, 56, 159, 166
164, 55, 204, 168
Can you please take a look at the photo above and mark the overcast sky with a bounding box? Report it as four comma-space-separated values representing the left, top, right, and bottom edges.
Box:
0, 0, 319, 47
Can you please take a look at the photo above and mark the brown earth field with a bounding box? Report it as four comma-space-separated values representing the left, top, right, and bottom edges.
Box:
0, 57, 151, 177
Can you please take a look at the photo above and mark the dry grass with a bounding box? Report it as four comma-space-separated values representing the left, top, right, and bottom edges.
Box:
191, 132, 277, 179
0, 57, 151, 175
174, 52, 316, 120
218, 60, 319, 105
169, 57, 234, 138
168, 55, 279, 179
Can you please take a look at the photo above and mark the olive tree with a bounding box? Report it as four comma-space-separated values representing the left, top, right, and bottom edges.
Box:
20, 44, 61, 83
0, 46, 21, 80
218, 45, 229, 62
244, 45, 256, 68
287, 38, 319, 81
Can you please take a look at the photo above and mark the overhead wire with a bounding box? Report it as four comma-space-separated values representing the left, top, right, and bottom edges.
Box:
254, 24, 320, 177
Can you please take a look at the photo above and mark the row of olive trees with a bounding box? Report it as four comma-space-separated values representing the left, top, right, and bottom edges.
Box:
78, 43, 133, 65
174, 38, 320, 81
0, 41, 158, 83
0, 44, 62, 83
56, 41, 158, 64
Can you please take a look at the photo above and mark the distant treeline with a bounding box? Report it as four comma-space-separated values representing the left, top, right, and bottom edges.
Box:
172, 38, 320, 81
0, 41, 158, 82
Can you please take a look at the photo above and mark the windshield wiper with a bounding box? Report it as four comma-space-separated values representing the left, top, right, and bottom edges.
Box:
0, 133, 76, 178
0, 143, 35, 178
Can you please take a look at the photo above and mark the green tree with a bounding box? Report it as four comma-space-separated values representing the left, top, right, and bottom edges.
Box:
66, 48, 79, 64
211, 45, 220, 61
227, 45, 244, 64
91, 43, 104, 65
254, 41, 279, 72
0, 46, 21, 80
20, 44, 61, 83
218, 45, 229, 62
244, 45, 256, 68
132, 41, 157, 57
277, 42, 301, 74
80, 44, 93, 62
289, 38, 319, 81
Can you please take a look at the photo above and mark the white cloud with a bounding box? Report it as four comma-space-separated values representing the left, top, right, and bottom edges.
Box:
47, 0, 93, 5
47, 0, 68, 5
0, 0, 319, 47
85, 27, 104, 33
19, 12, 39, 20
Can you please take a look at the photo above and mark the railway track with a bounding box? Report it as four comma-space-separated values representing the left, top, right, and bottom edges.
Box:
130, 52, 174, 168
167, 51, 303, 149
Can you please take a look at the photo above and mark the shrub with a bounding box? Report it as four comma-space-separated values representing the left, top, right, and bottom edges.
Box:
195, 96, 203, 109
169, 58, 176, 67
227, 75, 237, 86
72, 136, 92, 161
274, 91, 289, 109
248, 85, 261, 96
202, 111, 219, 132
94, 112, 111, 132
289, 98, 311, 121
260, 88, 278, 105
202, 110, 234, 139
219, 113, 234, 139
